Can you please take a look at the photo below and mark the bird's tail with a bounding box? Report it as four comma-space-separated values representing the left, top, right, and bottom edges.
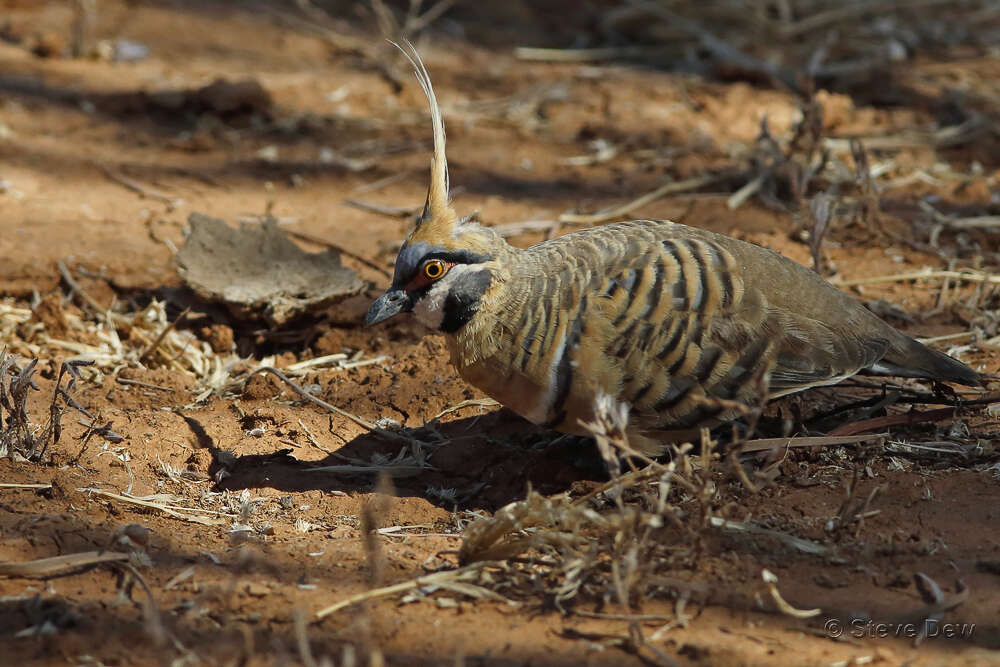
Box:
869, 335, 983, 387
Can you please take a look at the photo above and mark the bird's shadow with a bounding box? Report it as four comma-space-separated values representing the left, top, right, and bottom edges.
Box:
204, 408, 609, 512
196, 404, 829, 512
189, 383, 930, 512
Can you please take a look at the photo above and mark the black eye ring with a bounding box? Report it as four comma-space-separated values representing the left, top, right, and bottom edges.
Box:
423, 260, 445, 279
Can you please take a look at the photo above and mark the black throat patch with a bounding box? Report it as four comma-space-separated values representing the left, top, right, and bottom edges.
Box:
441, 269, 492, 333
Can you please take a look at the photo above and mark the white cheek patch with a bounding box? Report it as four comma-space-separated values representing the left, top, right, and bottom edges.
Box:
411, 264, 480, 330
412, 280, 449, 329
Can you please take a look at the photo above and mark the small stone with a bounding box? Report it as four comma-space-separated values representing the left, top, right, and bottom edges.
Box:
976, 558, 1000, 576
243, 582, 270, 597
30, 30, 66, 58
119, 523, 151, 547
113, 39, 150, 63
196, 79, 271, 114
200, 323, 234, 353
242, 373, 281, 400
29, 293, 70, 340
255, 145, 279, 162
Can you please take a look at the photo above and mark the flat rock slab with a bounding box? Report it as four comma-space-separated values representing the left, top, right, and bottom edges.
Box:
176, 213, 366, 326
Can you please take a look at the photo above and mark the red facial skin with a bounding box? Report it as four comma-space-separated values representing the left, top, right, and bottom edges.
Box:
404, 260, 455, 292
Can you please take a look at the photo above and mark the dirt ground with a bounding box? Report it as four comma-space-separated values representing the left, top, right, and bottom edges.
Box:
2, 2, 1000, 665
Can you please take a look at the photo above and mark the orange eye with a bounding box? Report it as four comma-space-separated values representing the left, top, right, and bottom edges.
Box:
423, 259, 446, 279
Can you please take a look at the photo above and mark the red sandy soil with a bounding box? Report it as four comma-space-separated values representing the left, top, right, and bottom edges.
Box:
1, 2, 999, 665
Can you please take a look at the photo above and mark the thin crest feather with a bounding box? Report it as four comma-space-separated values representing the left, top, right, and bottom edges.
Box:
392, 39, 456, 229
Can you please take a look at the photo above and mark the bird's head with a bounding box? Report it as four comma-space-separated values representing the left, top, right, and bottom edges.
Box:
365, 42, 508, 332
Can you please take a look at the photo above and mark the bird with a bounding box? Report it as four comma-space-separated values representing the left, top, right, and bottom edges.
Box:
365, 44, 983, 455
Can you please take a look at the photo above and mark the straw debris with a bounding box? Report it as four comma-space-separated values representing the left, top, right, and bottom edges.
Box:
451, 392, 779, 613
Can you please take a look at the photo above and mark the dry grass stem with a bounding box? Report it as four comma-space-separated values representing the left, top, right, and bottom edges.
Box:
432, 398, 500, 421
829, 468, 883, 539
94, 162, 182, 209
834, 268, 1000, 288
245, 367, 378, 431
139, 307, 190, 364
761, 569, 821, 618
284, 228, 393, 278
115, 377, 173, 392
710, 518, 829, 556
452, 393, 772, 613
515, 46, 659, 63
0, 551, 130, 577
738, 433, 888, 453
57, 261, 106, 314
828, 407, 960, 437
491, 220, 563, 238
315, 562, 501, 619
351, 169, 417, 194
78, 487, 228, 525
344, 199, 424, 218
559, 175, 720, 225
297, 418, 335, 454
285, 353, 349, 372
777, 0, 959, 37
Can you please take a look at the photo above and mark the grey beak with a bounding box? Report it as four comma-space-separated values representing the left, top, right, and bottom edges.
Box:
365, 289, 413, 326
